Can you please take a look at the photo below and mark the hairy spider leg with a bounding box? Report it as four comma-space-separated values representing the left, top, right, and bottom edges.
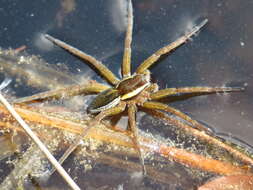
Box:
44, 34, 119, 86
150, 86, 245, 100
142, 101, 209, 132
136, 19, 208, 74
48, 102, 127, 177
122, 0, 133, 78
146, 87, 244, 132
128, 103, 146, 174
142, 108, 253, 167
13, 81, 109, 104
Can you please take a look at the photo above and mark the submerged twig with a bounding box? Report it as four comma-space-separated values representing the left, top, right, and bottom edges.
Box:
0, 80, 80, 190
0, 104, 251, 177
143, 108, 253, 168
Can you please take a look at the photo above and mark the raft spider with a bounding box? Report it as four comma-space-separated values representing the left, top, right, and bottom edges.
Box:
15, 0, 243, 174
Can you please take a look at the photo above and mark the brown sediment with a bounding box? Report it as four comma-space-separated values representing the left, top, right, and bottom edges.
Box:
198, 175, 253, 190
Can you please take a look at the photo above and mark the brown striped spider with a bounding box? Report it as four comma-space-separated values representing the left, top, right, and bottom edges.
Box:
15, 0, 243, 175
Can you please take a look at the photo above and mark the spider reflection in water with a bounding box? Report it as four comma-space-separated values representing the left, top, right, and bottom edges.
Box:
15, 0, 243, 174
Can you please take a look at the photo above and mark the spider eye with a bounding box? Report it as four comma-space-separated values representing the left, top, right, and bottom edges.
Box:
87, 88, 120, 114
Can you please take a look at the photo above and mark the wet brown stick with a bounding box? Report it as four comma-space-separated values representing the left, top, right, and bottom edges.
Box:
0, 104, 251, 176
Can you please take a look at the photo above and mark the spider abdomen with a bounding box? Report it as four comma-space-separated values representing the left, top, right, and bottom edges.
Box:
87, 88, 120, 114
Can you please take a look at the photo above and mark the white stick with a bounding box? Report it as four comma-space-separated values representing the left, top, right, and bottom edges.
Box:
0, 92, 81, 190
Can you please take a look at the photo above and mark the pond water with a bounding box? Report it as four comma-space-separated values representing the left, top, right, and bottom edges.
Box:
1, 0, 253, 189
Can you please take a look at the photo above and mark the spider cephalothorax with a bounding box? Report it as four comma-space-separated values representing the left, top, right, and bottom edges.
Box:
14, 0, 243, 174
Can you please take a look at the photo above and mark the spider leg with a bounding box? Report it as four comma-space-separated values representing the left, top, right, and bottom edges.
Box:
150, 86, 244, 100
13, 81, 109, 104
136, 19, 208, 74
128, 103, 146, 175
122, 0, 133, 78
142, 108, 253, 167
47, 102, 127, 177
44, 34, 120, 86
142, 101, 210, 132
